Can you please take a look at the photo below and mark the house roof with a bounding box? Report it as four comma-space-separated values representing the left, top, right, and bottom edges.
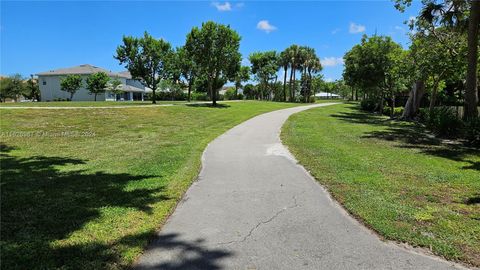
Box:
117, 71, 133, 79
315, 92, 340, 97
120, 84, 145, 93
36, 64, 130, 78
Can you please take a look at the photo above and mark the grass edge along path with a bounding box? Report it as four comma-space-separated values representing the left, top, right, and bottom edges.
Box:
281, 103, 480, 267
0, 101, 304, 270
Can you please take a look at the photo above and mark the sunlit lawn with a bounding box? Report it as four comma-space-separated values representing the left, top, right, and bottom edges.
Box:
0, 101, 302, 269
0, 100, 187, 107
282, 103, 480, 267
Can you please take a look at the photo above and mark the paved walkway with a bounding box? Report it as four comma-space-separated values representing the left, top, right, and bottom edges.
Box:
135, 103, 467, 270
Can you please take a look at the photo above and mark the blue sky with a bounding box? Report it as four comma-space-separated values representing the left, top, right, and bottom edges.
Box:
1, 1, 421, 82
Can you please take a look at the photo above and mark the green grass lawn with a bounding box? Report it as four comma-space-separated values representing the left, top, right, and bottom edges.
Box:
282, 103, 480, 267
0, 101, 302, 269
0, 100, 188, 107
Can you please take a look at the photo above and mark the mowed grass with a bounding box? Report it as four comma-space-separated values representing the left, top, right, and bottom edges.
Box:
282, 103, 480, 267
0, 101, 301, 269
0, 100, 186, 107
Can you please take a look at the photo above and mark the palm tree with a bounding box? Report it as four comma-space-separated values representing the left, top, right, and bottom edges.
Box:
287, 45, 301, 101
279, 50, 290, 102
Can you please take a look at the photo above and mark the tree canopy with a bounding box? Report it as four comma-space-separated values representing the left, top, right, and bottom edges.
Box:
185, 21, 241, 106
115, 32, 173, 104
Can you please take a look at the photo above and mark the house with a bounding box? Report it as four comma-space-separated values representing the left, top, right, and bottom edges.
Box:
315, 92, 340, 99
36, 64, 146, 101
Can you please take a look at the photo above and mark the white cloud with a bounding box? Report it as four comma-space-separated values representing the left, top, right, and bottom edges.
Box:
257, 20, 277, 33
325, 78, 334, 82
331, 28, 341, 34
349, 22, 366, 34
394, 26, 404, 31
212, 2, 232, 11
320, 57, 344, 67
235, 2, 244, 8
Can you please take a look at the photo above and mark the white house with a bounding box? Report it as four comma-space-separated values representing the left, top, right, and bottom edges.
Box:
36, 64, 146, 101
315, 92, 340, 99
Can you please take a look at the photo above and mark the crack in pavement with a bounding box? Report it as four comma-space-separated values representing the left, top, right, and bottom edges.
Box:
216, 192, 303, 247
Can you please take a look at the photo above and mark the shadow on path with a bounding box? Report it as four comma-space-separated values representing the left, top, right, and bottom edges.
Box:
135, 233, 232, 270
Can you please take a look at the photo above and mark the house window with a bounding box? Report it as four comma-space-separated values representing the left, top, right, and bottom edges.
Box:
42, 81, 46, 85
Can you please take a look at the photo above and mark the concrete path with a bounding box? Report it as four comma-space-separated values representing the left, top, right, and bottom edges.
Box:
135, 103, 467, 270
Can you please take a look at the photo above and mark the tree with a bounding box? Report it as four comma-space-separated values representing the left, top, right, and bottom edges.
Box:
25, 75, 40, 101
279, 50, 290, 101
60, 74, 83, 100
249, 51, 278, 100
343, 35, 404, 113
86, 72, 110, 101
115, 32, 173, 104
0, 74, 25, 102
185, 21, 241, 106
234, 66, 250, 98
394, 0, 479, 118
298, 46, 322, 102
464, 0, 480, 119
176, 46, 196, 102
107, 78, 123, 99
286, 45, 302, 101
243, 83, 256, 100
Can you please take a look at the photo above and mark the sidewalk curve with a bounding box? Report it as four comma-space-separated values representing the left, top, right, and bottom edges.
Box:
135, 103, 467, 270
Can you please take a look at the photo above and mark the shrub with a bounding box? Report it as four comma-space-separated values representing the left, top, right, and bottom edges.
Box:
360, 98, 377, 112
224, 88, 237, 100
420, 107, 463, 137
191, 92, 209, 101
237, 93, 244, 100
294, 95, 304, 103
383, 107, 404, 117
154, 90, 187, 101
308, 96, 316, 103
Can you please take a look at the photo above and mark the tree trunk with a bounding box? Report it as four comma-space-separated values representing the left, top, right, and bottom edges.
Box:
209, 79, 216, 106
292, 66, 296, 101
283, 66, 288, 102
289, 67, 294, 101
351, 87, 354, 101
429, 79, 440, 113
70, 92, 74, 101
464, 0, 480, 119
402, 80, 425, 120
94, 93, 97, 101
391, 89, 395, 118
187, 80, 192, 102
151, 87, 157, 104
355, 88, 358, 101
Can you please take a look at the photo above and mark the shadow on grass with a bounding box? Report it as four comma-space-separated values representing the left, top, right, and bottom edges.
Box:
0, 143, 170, 269
186, 103, 231, 109
134, 233, 233, 270
465, 194, 480, 205
331, 106, 480, 171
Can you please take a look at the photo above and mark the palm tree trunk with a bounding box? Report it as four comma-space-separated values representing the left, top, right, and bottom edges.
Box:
464, 0, 480, 119
289, 66, 294, 101
283, 66, 288, 102
292, 66, 296, 101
